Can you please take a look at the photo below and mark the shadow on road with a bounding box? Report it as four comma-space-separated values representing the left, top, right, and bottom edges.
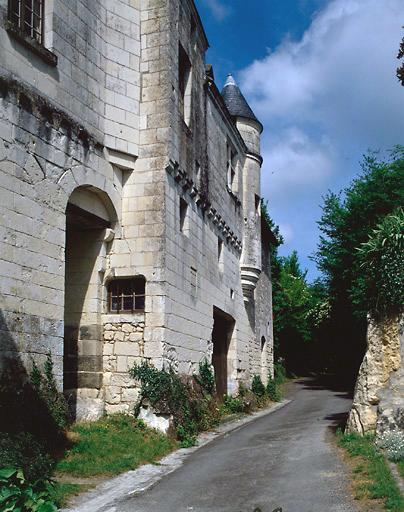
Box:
291, 374, 352, 431
295, 373, 354, 397
324, 411, 349, 432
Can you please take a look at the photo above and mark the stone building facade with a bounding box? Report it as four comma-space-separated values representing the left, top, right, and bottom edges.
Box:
0, 0, 274, 420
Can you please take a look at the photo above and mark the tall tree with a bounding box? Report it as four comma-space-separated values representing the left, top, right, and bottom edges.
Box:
398, 32, 404, 86
315, 148, 404, 383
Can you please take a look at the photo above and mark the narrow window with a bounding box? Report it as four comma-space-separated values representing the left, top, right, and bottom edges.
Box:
261, 336, 266, 352
108, 277, 145, 313
227, 142, 236, 191
179, 44, 192, 126
8, 0, 44, 44
218, 238, 223, 261
190, 17, 196, 38
190, 266, 197, 297
255, 194, 261, 214
180, 197, 188, 232
195, 160, 201, 184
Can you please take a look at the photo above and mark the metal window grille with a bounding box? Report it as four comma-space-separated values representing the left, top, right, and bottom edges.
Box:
108, 278, 146, 313
8, 0, 44, 45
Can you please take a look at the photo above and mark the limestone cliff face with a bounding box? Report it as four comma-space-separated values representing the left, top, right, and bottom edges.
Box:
346, 313, 403, 435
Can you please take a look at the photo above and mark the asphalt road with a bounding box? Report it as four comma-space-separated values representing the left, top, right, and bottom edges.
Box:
119, 377, 358, 512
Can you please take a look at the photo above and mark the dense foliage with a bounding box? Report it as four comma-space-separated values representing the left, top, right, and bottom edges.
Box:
129, 361, 220, 446
316, 149, 404, 317
251, 375, 266, 397
262, 202, 332, 374
0, 354, 71, 511
0, 433, 55, 483
194, 359, 216, 395
0, 468, 57, 512
314, 149, 404, 381
130, 360, 283, 445
398, 33, 404, 86
30, 354, 71, 432
271, 249, 330, 374
356, 208, 404, 317
0, 354, 70, 486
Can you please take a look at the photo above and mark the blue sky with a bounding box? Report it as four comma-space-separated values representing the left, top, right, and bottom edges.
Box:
195, 0, 404, 281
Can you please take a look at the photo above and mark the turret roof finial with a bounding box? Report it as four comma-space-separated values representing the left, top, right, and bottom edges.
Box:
221, 73, 262, 131
224, 74, 237, 87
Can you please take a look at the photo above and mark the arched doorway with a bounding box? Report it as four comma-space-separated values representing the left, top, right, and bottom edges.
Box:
63, 186, 117, 420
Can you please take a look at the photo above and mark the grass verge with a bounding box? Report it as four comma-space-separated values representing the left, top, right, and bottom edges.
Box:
398, 461, 404, 481
337, 431, 404, 511
51, 482, 90, 509
56, 414, 175, 478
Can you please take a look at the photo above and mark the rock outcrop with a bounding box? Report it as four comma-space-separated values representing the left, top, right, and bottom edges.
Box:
346, 313, 403, 435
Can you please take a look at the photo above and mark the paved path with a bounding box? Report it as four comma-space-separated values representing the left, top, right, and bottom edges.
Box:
116, 377, 358, 512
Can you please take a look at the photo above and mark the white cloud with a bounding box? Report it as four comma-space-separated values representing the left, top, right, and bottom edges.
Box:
278, 223, 295, 245
201, 0, 230, 21
238, 0, 404, 277
262, 127, 335, 206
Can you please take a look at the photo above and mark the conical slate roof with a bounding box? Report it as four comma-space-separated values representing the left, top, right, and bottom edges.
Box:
221, 74, 262, 130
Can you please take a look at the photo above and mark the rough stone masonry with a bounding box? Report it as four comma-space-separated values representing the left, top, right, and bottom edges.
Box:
0, 0, 275, 420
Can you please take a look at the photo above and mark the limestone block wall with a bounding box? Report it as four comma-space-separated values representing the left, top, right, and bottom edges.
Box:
0, 0, 141, 152
0, 0, 274, 418
158, 0, 266, 392
103, 0, 141, 156
0, 77, 122, 396
252, 234, 274, 383
346, 313, 403, 435
102, 315, 144, 414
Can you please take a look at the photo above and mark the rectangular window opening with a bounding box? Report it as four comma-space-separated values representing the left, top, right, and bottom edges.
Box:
218, 238, 223, 261
227, 142, 237, 191
179, 44, 192, 126
255, 194, 261, 214
8, 0, 44, 45
108, 277, 146, 313
190, 266, 197, 298
195, 160, 201, 184
180, 197, 188, 232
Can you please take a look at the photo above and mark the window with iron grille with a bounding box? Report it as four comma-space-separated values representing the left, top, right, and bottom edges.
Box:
107, 277, 146, 313
8, 0, 44, 45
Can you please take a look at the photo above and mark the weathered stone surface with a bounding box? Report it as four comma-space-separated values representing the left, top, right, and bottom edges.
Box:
347, 314, 403, 435
0, 0, 274, 423
376, 314, 404, 435
138, 405, 172, 434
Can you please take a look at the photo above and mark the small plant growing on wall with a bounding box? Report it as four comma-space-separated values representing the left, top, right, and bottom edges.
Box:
251, 375, 266, 398
194, 359, 215, 395
129, 361, 220, 446
30, 354, 71, 432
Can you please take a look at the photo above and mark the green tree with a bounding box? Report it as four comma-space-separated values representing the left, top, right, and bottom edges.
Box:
314, 148, 404, 383
273, 252, 326, 374
356, 207, 404, 317
261, 202, 329, 374
397, 32, 404, 86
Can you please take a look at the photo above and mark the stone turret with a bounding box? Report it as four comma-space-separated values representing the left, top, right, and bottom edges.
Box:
221, 75, 263, 303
